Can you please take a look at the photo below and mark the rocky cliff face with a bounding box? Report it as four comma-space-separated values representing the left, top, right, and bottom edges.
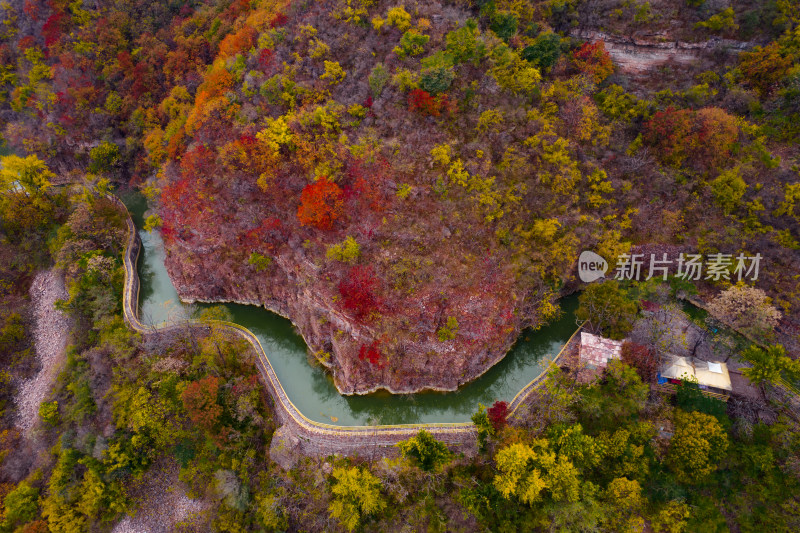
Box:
163, 233, 530, 395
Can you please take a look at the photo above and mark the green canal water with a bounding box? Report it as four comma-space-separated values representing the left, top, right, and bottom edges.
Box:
123, 193, 579, 426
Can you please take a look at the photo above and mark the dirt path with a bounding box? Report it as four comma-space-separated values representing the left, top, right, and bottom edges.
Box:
13, 269, 70, 436
111, 459, 210, 533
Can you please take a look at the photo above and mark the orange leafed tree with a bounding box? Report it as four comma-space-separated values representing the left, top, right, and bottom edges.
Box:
218, 25, 257, 59
644, 106, 738, 169
297, 177, 344, 230
738, 42, 793, 97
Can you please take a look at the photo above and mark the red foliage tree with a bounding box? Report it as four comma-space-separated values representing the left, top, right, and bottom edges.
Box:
345, 158, 389, 212
408, 88, 446, 116
620, 341, 658, 383
643, 107, 695, 166
296, 177, 344, 230
258, 48, 273, 69
572, 42, 614, 83
359, 341, 382, 365
487, 400, 509, 432
181, 376, 223, 433
240, 216, 284, 252
42, 12, 67, 47
270, 13, 288, 28
23, 0, 40, 21
338, 265, 380, 318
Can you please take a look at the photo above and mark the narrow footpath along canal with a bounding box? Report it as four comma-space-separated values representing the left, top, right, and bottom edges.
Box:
123, 193, 579, 426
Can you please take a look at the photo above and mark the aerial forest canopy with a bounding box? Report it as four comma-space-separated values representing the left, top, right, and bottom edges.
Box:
1, 0, 800, 532
1, 0, 799, 393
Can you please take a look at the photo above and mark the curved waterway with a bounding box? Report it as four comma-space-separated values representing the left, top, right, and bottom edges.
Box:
123, 193, 579, 426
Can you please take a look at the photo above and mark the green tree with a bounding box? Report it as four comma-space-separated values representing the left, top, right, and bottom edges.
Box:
326, 236, 360, 263
652, 500, 691, 533
579, 361, 649, 431
667, 410, 729, 484
0, 154, 53, 199
711, 167, 747, 214
521, 32, 563, 70
602, 477, 644, 533
741, 343, 799, 386
490, 11, 518, 41
368, 63, 390, 97
393, 29, 430, 59
88, 141, 120, 174
329, 466, 386, 532
397, 429, 453, 472
494, 440, 581, 504
444, 19, 486, 65
576, 281, 638, 340
39, 400, 60, 426
2, 481, 40, 529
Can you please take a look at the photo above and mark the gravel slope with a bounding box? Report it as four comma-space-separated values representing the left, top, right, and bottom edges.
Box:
112, 459, 210, 533
14, 269, 69, 436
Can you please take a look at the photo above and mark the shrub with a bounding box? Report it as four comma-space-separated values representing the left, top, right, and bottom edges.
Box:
181, 376, 223, 434
143, 214, 162, 232
326, 236, 360, 262
248, 252, 272, 271
739, 42, 793, 96
436, 316, 459, 341
393, 29, 429, 59
89, 141, 120, 174
385, 6, 412, 31
396, 183, 412, 199
487, 400, 509, 431
408, 88, 448, 116
297, 177, 344, 230
572, 42, 613, 83
643, 107, 738, 169
420, 66, 455, 95
368, 63, 390, 97
445, 19, 486, 64
320, 61, 346, 85
338, 265, 379, 318
576, 281, 638, 340
358, 341, 381, 365
521, 32, 563, 70
695, 7, 738, 32
490, 11, 518, 41
620, 341, 658, 383
711, 167, 747, 214
39, 400, 60, 426
397, 430, 453, 472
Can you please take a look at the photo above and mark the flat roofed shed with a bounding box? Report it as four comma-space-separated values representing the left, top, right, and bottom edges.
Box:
660, 355, 732, 391
579, 332, 623, 370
